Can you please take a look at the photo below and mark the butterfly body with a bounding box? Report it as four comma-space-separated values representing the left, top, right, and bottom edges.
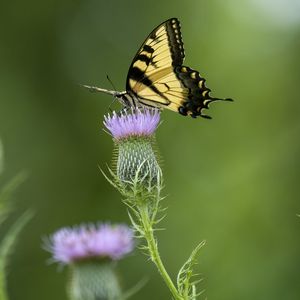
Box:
83, 18, 232, 118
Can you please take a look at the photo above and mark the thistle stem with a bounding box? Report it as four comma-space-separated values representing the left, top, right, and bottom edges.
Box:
138, 202, 184, 300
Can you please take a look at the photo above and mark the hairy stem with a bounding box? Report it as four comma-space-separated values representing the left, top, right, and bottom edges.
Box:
137, 201, 184, 300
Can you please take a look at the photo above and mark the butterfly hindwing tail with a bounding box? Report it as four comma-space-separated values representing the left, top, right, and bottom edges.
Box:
175, 66, 232, 118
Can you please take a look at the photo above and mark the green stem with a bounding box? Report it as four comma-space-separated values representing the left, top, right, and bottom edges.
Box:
138, 202, 184, 300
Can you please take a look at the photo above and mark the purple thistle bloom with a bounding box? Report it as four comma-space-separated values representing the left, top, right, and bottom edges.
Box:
104, 108, 160, 140
46, 223, 134, 264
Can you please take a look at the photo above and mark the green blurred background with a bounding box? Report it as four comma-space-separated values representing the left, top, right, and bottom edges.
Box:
1, 0, 300, 299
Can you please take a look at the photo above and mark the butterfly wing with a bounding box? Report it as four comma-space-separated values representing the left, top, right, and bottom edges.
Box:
126, 18, 231, 118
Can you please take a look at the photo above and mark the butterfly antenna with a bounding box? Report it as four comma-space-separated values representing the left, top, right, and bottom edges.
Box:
106, 75, 117, 91
106, 75, 118, 112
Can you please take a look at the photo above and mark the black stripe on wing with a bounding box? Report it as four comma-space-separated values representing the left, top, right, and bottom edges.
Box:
129, 67, 168, 100
126, 18, 185, 93
165, 18, 185, 66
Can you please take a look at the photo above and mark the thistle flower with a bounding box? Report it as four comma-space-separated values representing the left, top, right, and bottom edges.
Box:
46, 223, 134, 264
104, 108, 160, 140
104, 108, 161, 184
45, 223, 134, 300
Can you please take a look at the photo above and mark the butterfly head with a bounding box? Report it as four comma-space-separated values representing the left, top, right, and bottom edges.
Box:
115, 92, 140, 109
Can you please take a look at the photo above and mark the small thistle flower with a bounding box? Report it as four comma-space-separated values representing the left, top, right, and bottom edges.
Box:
104, 108, 161, 184
45, 223, 134, 300
47, 223, 134, 264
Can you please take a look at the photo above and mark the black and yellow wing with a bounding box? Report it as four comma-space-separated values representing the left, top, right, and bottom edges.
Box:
126, 18, 232, 118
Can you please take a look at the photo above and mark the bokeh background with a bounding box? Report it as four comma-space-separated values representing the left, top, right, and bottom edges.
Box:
1, 0, 300, 299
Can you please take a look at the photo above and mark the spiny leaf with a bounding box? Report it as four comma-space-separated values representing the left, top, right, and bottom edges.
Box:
99, 166, 120, 190
177, 240, 206, 298
192, 287, 205, 299
0, 172, 28, 225
152, 213, 166, 225
0, 210, 34, 300
127, 211, 144, 235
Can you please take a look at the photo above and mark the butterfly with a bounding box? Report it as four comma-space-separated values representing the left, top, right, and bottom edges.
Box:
82, 18, 232, 118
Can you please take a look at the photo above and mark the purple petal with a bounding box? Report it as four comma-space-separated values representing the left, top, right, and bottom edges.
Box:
46, 223, 134, 264
104, 108, 160, 140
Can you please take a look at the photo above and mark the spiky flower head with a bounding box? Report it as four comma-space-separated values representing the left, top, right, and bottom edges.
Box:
104, 108, 161, 184
104, 108, 160, 140
46, 223, 134, 264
